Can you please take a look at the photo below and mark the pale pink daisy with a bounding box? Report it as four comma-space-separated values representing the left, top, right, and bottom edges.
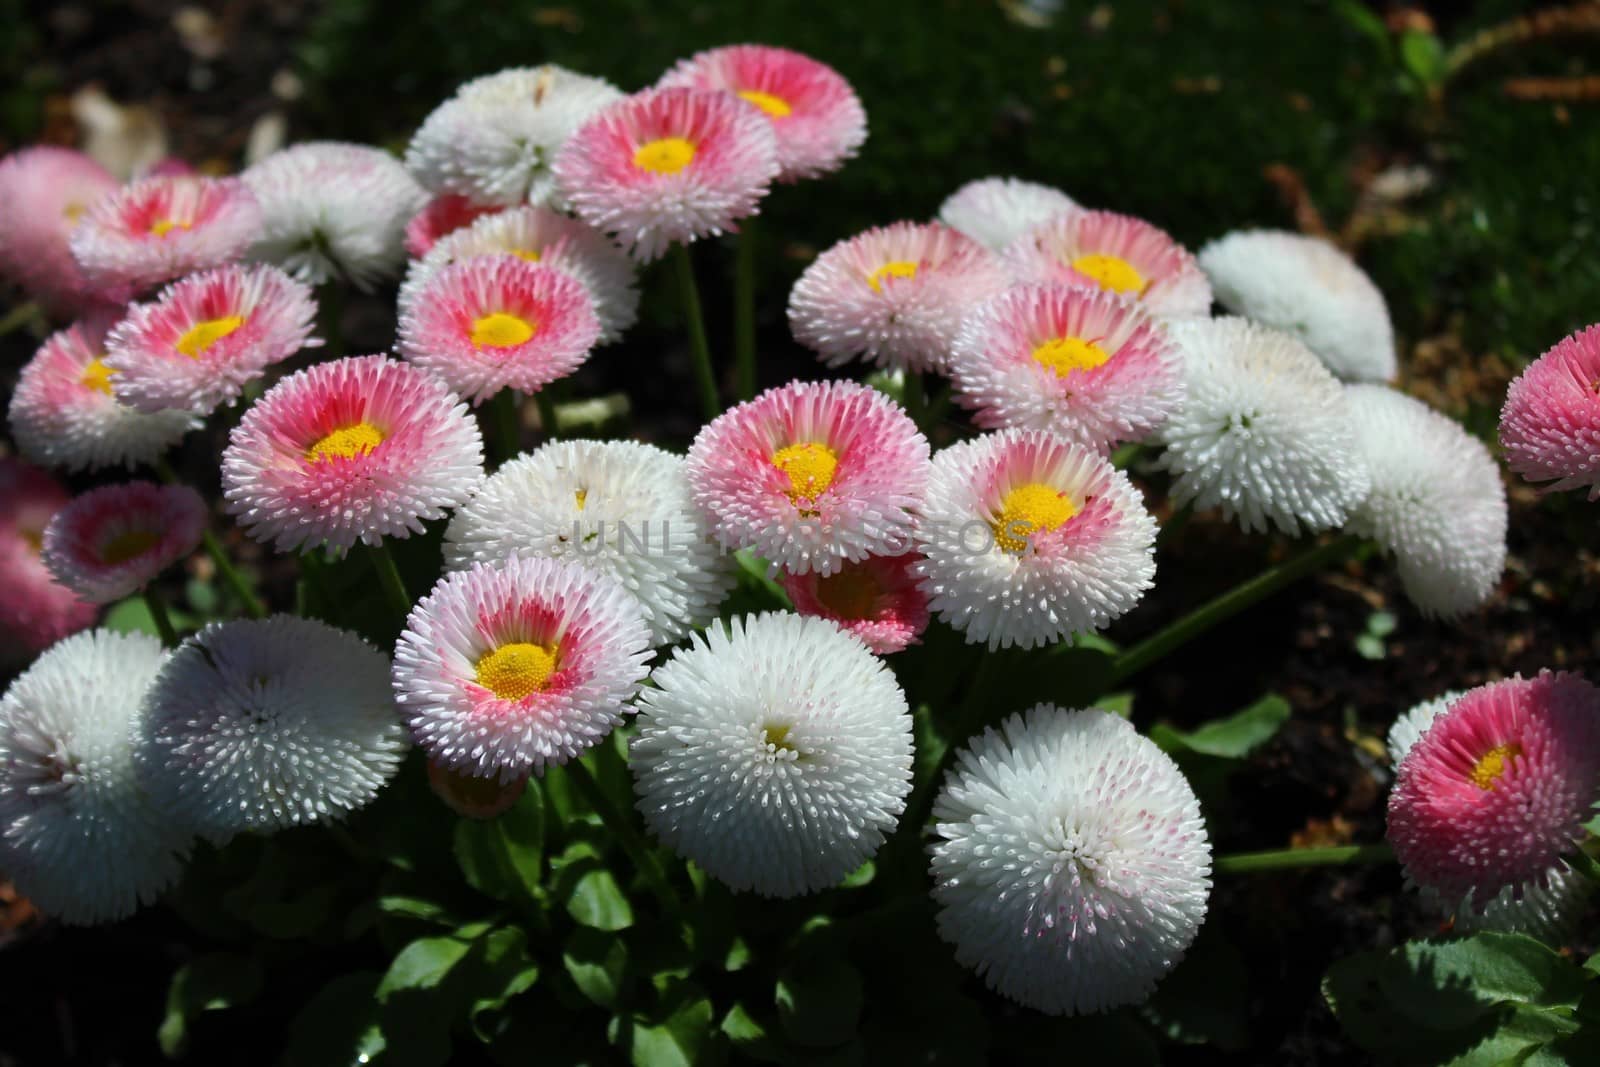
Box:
40, 481, 206, 604
0, 147, 119, 317
553, 87, 779, 261
8, 316, 199, 472
788, 221, 1010, 373
0, 460, 99, 657
1003, 210, 1212, 320
1388, 672, 1600, 907
950, 284, 1182, 451
686, 379, 931, 575
658, 45, 866, 182
1500, 324, 1600, 498
397, 256, 599, 405
404, 194, 503, 258
104, 263, 318, 415
70, 175, 261, 294
392, 557, 651, 783
221, 354, 484, 555
780, 553, 930, 655
938, 176, 1080, 252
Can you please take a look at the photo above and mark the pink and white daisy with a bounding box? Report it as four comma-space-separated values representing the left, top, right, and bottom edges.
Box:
938, 176, 1080, 252
914, 428, 1157, 649
0, 147, 119, 317
686, 379, 931, 576
9, 316, 199, 472
404, 194, 503, 258
780, 553, 930, 655
392, 556, 652, 783
950, 284, 1182, 452
658, 45, 867, 182
0, 460, 99, 658
1500, 324, 1600, 498
40, 481, 207, 604
70, 175, 261, 294
104, 263, 318, 415
1388, 672, 1600, 907
397, 256, 600, 405
553, 87, 779, 261
221, 354, 484, 555
788, 221, 1010, 373
1003, 210, 1212, 320
399, 204, 639, 344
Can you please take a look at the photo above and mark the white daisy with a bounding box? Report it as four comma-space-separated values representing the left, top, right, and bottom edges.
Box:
938, 176, 1079, 251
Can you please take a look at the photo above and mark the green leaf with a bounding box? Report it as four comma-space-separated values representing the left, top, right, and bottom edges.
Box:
453, 785, 544, 900
558, 843, 634, 931
1399, 29, 1446, 90
1153, 694, 1291, 759
721, 1002, 783, 1062
377, 894, 456, 925
281, 973, 387, 1067
563, 926, 630, 1009
1094, 692, 1134, 718
1329, 0, 1389, 49
157, 953, 264, 1058
465, 927, 540, 1043
104, 595, 194, 638
624, 980, 715, 1067
776, 958, 864, 1049
376, 935, 475, 1001
1143, 922, 1250, 1052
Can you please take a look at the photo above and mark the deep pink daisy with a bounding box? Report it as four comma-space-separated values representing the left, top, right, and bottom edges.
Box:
950, 284, 1182, 452
686, 379, 931, 575
404, 194, 504, 258
553, 87, 779, 261
396, 255, 600, 405
221, 354, 485, 555
70, 175, 261, 294
0, 459, 99, 657
1388, 672, 1600, 906
41, 481, 207, 604
1500, 324, 1600, 498
0, 147, 119, 317
780, 553, 930, 655
788, 221, 1010, 374
658, 45, 866, 182
104, 263, 318, 415
1003, 210, 1212, 320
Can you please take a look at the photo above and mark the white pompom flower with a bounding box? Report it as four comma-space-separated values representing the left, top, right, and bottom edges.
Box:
938, 176, 1080, 252
630, 612, 913, 897
930, 705, 1211, 1016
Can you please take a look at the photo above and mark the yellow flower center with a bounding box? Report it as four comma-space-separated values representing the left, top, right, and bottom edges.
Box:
1031, 336, 1111, 378
1070, 253, 1146, 295
761, 722, 798, 754
470, 311, 537, 348
306, 421, 385, 463
633, 137, 697, 174
101, 528, 159, 565
510, 248, 542, 263
80, 357, 117, 395
992, 482, 1077, 553
63, 202, 87, 225
738, 89, 792, 118
475, 642, 559, 701
771, 442, 839, 501
1468, 743, 1521, 791
149, 218, 191, 238
574, 488, 588, 510
866, 260, 918, 293
176, 316, 246, 358
813, 567, 880, 620
20, 526, 44, 554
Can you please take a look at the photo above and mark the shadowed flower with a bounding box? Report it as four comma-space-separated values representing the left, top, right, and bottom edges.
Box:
41, 481, 206, 604
0, 460, 100, 657
780, 553, 930, 655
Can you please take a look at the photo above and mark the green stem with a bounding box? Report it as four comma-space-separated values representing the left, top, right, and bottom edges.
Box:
1214, 843, 1393, 874
490, 389, 522, 463
734, 219, 758, 401
535, 390, 560, 440
367, 542, 412, 619
563, 758, 683, 914
672, 243, 720, 420
200, 529, 266, 618
902, 372, 927, 430
317, 283, 345, 361
1156, 502, 1194, 550
1108, 534, 1364, 685
0, 300, 41, 338
143, 586, 179, 647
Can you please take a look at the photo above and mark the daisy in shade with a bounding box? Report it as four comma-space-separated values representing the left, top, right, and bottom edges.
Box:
0, 460, 99, 658
221, 354, 484, 555
1004, 210, 1212, 320
658, 45, 866, 182
1157, 317, 1370, 535
631, 612, 913, 897
426, 760, 529, 820
70, 174, 261, 294
950, 284, 1182, 452
780, 553, 929, 655
404, 194, 503, 258
553, 87, 780, 262
399, 205, 639, 344
931, 705, 1211, 1016
915, 428, 1156, 650
443, 439, 733, 647
686, 379, 931, 576
406, 66, 624, 207
0, 146, 119, 317
105, 263, 318, 415
396, 255, 600, 405
1500, 324, 1600, 498
1389, 673, 1600, 922
243, 141, 427, 291
41, 481, 206, 604
9, 316, 199, 472
134, 616, 407, 841
938, 176, 1080, 252
787, 221, 1010, 373
392, 556, 652, 783
1345, 384, 1507, 619
1199, 230, 1396, 382
0, 629, 189, 924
